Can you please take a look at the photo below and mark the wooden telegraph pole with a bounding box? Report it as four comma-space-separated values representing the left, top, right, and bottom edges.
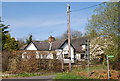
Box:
85, 40, 90, 77
67, 4, 71, 72
87, 40, 90, 77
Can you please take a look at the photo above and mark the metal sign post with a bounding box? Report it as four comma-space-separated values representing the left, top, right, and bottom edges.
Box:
106, 55, 114, 80
106, 55, 110, 80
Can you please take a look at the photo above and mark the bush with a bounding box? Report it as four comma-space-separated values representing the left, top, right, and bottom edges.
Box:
111, 61, 120, 71
90, 58, 102, 64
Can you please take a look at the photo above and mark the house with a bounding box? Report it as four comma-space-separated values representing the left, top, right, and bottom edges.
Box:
22, 36, 87, 63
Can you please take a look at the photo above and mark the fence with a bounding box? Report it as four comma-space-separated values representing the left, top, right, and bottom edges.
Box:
1, 50, 62, 73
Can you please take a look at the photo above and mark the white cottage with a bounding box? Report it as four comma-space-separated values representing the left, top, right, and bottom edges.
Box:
22, 37, 87, 63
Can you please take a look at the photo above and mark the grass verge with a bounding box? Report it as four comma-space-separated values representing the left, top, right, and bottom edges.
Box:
2, 71, 56, 78
54, 72, 88, 79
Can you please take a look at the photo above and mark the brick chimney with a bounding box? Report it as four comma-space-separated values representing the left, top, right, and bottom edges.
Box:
48, 35, 55, 50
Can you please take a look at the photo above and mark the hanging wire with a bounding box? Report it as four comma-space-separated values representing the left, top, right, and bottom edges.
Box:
71, 2, 106, 12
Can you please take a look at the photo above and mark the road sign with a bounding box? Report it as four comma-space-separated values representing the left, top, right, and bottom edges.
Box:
107, 55, 114, 58
106, 55, 114, 80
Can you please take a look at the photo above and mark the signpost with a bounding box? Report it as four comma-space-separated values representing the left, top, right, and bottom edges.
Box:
107, 56, 114, 58
106, 55, 114, 80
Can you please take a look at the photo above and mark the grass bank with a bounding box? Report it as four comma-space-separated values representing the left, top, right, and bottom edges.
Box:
54, 72, 88, 79
54, 64, 119, 80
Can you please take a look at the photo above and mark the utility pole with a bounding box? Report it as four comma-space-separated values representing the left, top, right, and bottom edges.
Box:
67, 4, 71, 72
86, 40, 90, 77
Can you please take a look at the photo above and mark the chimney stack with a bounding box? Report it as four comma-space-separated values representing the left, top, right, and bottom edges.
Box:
48, 35, 55, 50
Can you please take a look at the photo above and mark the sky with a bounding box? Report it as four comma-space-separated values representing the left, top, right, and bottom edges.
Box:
2, 2, 104, 40
1, 0, 110, 2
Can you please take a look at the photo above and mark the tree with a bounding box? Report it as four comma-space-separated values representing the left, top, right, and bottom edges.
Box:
59, 30, 82, 40
17, 38, 26, 48
86, 2, 119, 37
0, 17, 9, 50
3, 35, 19, 51
0, 17, 19, 51
71, 30, 83, 39
87, 29, 98, 40
86, 2, 120, 65
26, 34, 32, 44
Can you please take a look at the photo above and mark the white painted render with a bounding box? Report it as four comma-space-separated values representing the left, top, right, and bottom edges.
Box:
56, 42, 75, 63
25, 42, 75, 63
76, 53, 85, 61
82, 45, 86, 51
76, 53, 81, 61
62, 42, 75, 63
25, 43, 37, 50
75, 45, 86, 61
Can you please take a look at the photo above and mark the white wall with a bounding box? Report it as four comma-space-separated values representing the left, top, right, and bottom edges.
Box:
26, 43, 37, 50
60, 42, 75, 63
25, 42, 75, 63
76, 53, 85, 61
82, 45, 86, 51
76, 53, 81, 61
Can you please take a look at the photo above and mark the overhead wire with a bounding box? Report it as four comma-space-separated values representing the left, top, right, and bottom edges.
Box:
71, 2, 106, 12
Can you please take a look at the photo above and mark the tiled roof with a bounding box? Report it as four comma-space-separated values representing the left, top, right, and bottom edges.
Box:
71, 37, 87, 52
23, 37, 87, 53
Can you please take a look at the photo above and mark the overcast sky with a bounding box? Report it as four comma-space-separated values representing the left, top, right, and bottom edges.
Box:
2, 2, 107, 40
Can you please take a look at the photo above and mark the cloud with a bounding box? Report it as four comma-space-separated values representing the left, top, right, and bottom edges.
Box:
3, 10, 91, 40
5, 15, 66, 29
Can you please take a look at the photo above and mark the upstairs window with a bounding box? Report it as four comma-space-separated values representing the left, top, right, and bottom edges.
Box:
64, 54, 69, 59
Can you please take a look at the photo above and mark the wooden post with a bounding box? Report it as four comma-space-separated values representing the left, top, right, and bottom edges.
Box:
61, 50, 64, 72
67, 4, 71, 72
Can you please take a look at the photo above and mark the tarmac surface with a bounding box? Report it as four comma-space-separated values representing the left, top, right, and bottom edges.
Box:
1, 75, 55, 81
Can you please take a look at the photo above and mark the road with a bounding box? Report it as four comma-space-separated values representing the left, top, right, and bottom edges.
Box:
2, 75, 55, 81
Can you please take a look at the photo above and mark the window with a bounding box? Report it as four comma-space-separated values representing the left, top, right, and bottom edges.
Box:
64, 54, 69, 59
81, 54, 85, 59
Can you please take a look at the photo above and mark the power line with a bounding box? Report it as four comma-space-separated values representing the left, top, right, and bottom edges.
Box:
71, 2, 106, 12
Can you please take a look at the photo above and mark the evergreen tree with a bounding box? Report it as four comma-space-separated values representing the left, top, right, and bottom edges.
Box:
26, 34, 32, 44
0, 17, 19, 51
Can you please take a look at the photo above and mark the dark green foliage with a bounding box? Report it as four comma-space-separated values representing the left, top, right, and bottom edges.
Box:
26, 34, 32, 44
3, 35, 19, 51
0, 17, 19, 51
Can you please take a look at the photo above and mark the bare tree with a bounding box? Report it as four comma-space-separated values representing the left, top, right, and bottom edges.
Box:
59, 30, 82, 40
17, 38, 26, 49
